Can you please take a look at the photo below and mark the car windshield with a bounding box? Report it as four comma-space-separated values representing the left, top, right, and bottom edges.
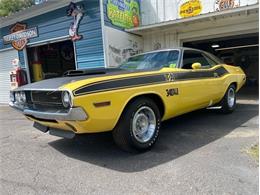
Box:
119, 50, 180, 70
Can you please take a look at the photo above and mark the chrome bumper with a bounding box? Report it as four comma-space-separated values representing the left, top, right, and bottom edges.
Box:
9, 102, 87, 121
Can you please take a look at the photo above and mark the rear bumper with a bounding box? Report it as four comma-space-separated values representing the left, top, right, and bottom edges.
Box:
9, 102, 87, 121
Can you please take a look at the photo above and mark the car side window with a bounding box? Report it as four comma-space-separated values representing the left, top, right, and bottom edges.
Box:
203, 52, 222, 65
182, 50, 212, 69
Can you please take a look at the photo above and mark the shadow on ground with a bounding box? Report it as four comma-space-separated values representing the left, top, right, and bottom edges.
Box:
49, 102, 258, 173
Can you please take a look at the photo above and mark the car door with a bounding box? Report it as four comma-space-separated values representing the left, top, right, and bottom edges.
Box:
176, 49, 217, 113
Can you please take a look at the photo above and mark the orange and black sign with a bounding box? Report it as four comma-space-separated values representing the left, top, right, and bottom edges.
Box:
3, 22, 38, 50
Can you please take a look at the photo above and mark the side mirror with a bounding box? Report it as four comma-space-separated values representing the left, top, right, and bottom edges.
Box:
192, 62, 202, 69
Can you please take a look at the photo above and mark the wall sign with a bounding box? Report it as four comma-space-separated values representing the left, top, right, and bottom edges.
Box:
3, 23, 38, 50
107, 0, 140, 29
179, 0, 202, 18
214, 0, 240, 11
67, 2, 84, 41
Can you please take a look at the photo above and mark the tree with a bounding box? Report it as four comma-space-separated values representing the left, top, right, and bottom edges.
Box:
0, 0, 35, 17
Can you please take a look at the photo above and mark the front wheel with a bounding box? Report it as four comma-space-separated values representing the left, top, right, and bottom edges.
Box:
112, 97, 161, 152
219, 84, 237, 114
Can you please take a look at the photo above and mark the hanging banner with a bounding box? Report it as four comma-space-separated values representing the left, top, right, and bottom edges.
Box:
106, 0, 140, 29
3, 23, 38, 50
179, 0, 202, 18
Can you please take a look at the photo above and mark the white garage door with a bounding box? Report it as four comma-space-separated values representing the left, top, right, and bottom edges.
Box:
0, 49, 18, 104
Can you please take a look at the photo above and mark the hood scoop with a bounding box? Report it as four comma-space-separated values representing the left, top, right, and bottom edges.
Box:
64, 68, 106, 77
63, 68, 123, 77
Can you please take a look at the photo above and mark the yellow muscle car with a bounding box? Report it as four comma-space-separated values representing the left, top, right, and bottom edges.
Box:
10, 48, 246, 152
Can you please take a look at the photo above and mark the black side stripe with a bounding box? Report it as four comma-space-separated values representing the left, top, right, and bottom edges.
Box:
73, 67, 228, 96
74, 74, 166, 96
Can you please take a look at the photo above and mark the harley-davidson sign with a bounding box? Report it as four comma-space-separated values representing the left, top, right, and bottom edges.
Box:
3, 23, 38, 50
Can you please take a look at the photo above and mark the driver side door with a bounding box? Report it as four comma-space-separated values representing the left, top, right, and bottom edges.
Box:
177, 49, 217, 113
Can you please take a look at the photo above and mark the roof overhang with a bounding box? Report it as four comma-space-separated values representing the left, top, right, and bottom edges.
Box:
127, 4, 259, 35
0, 0, 83, 28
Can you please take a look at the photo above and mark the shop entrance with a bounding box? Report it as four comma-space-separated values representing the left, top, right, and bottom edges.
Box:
27, 40, 76, 82
183, 33, 259, 88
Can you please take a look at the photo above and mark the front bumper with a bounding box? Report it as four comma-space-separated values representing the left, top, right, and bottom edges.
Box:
9, 102, 87, 121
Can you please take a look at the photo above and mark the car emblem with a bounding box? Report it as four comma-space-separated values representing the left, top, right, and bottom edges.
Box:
165, 73, 175, 82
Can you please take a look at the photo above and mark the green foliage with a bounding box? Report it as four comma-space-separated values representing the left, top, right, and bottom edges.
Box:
0, 0, 35, 17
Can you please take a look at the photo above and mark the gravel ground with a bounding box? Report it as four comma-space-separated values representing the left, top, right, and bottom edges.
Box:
0, 90, 258, 195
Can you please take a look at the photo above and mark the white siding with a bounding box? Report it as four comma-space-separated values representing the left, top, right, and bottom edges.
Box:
144, 31, 180, 52
142, 12, 258, 51
0, 49, 18, 103
141, 0, 259, 25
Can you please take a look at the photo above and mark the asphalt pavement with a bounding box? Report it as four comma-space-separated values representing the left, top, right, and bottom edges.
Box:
0, 88, 258, 195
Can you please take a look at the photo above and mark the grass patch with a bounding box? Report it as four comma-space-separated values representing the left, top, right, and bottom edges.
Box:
246, 144, 259, 164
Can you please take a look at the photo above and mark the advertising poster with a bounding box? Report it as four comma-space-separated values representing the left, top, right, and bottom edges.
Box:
106, 0, 140, 29
179, 0, 202, 18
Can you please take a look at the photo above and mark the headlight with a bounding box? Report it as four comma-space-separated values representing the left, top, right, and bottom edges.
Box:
10, 92, 15, 102
14, 91, 26, 103
15, 92, 21, 103
20, 91, 26, 103
62, 91, 72, 108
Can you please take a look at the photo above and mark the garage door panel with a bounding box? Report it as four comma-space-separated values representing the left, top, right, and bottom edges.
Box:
0, 49, 18, 104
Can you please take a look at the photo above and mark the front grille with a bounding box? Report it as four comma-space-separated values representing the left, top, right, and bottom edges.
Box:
31, 91, 62, 105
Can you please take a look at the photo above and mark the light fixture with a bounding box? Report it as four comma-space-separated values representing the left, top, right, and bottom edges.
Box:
215, 44, 259, 51
211, 44, 220, 48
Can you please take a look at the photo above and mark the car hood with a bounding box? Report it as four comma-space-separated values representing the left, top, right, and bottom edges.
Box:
13, 68, 159, 91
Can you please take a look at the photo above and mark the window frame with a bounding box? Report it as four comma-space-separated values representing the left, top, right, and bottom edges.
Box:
180, 49, 220, 69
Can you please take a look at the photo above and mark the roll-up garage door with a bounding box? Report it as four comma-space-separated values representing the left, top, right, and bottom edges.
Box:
0, 49, 18, 103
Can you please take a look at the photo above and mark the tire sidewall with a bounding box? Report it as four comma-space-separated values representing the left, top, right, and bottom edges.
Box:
127, 99, 161, 150
222, 84, 236, 113
227, 86, 236, 110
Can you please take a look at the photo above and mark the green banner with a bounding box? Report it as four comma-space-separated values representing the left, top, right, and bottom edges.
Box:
107, 0, 140, 29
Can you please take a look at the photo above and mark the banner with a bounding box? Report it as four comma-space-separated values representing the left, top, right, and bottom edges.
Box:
106, 0, 140, 29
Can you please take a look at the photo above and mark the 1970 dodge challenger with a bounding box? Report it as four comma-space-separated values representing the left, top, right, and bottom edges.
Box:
10, 48, 246, 151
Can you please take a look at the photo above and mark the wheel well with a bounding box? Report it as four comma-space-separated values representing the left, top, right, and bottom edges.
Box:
125, 94, 165, 118
230, 82, 237, 90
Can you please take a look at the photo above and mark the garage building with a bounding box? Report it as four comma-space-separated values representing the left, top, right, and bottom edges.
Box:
0, 0, 142, 103
128, 0, 259, 88
0, 0, 258, 104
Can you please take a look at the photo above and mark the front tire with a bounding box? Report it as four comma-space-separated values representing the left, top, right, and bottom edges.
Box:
112, 97, 161, 152
219, 84, 236, 114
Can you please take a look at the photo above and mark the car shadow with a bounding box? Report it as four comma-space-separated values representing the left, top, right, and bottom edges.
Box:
49, 103, 258, 173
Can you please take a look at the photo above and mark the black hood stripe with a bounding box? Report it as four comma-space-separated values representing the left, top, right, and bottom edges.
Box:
73, 67, 228, 96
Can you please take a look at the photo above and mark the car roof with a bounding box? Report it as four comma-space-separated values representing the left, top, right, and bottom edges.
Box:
131, 47, 207, 57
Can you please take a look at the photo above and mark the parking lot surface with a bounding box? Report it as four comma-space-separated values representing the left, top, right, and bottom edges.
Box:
0, 91, 258, 195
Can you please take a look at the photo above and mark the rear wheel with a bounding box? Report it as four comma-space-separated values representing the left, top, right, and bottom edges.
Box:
112, 97, 161, 152
219, 84, 236, 114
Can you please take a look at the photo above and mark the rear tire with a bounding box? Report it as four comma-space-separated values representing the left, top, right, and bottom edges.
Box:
112, 97, 161, 152
219, 84, 236, 114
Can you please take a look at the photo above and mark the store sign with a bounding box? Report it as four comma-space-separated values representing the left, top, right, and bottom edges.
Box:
107, 0, 140, 29
179, 0, 202, 18
3, 23, 38, 50
214, 0, 240, 11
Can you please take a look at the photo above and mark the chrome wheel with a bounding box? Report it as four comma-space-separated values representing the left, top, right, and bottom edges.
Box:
132, 106, 156, 143
227, 87, 235, 108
